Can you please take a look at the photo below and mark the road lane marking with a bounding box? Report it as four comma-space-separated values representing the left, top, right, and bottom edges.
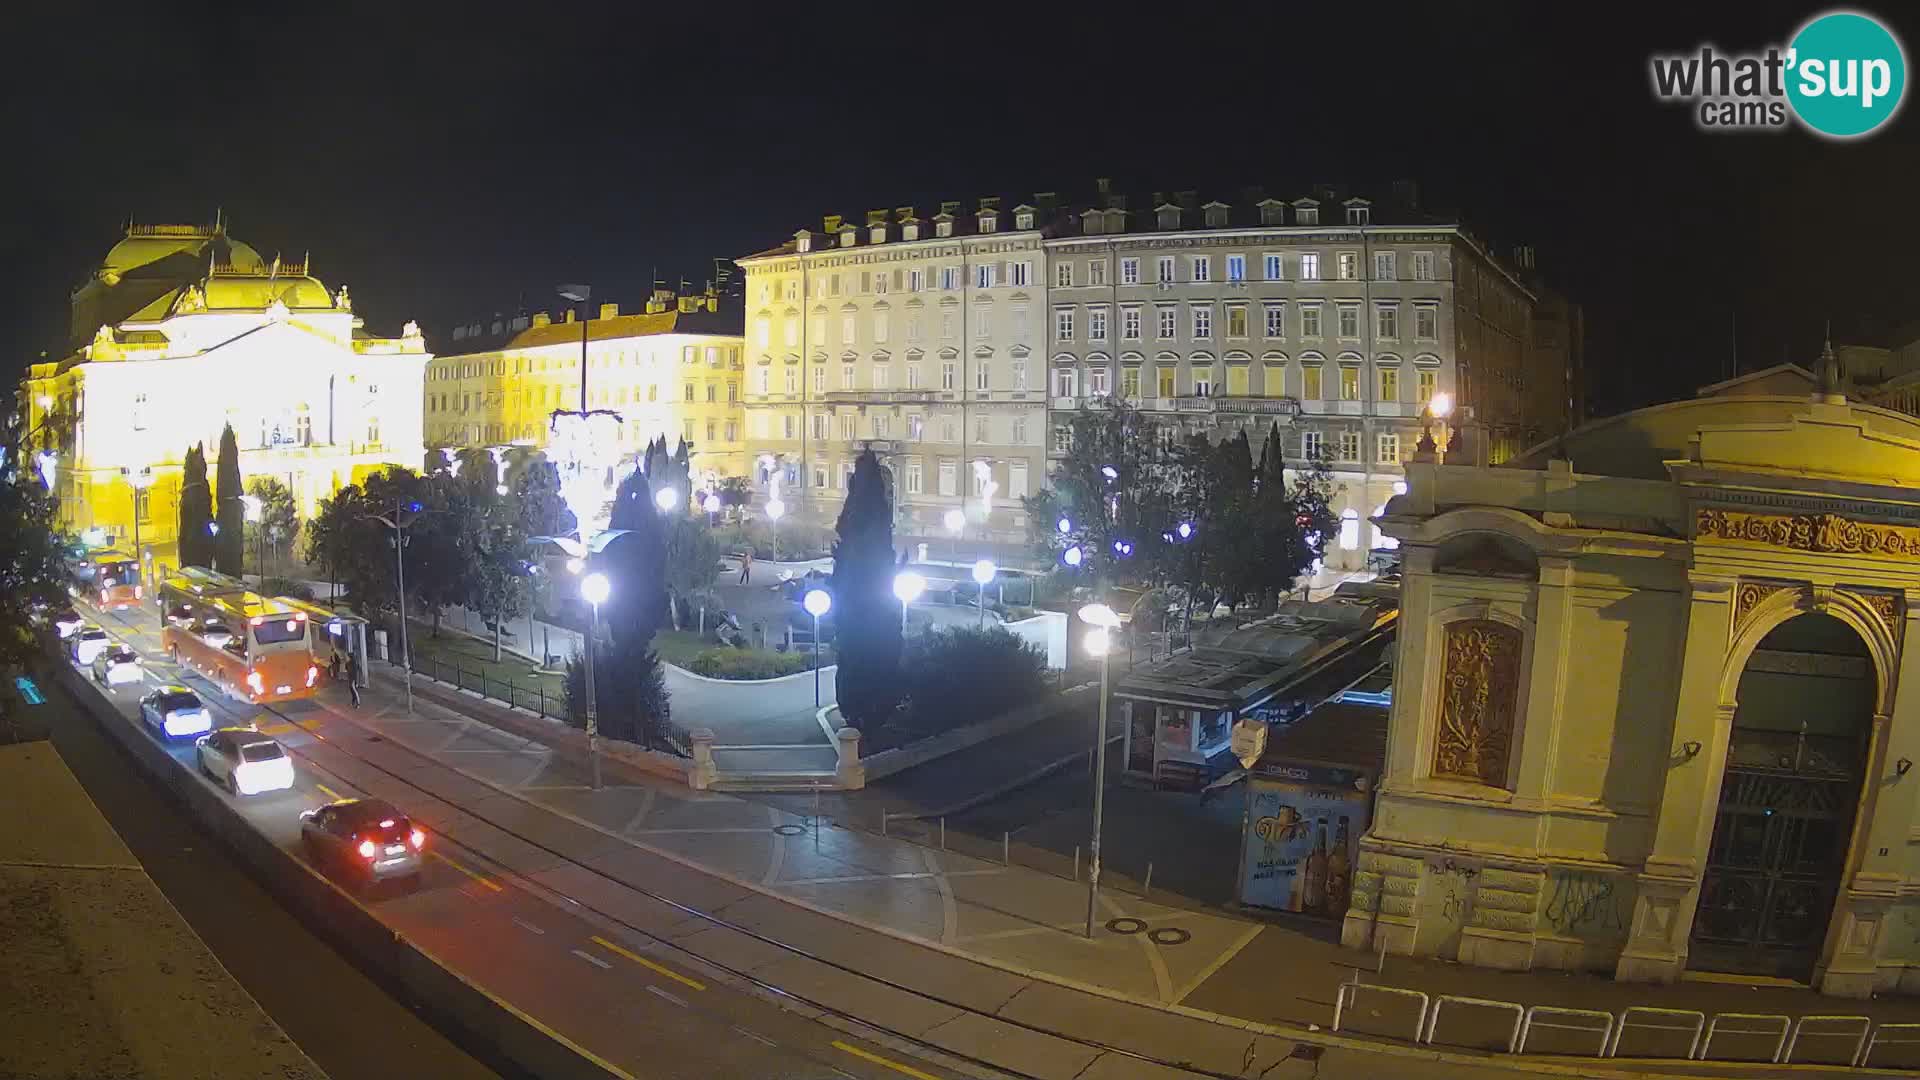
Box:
588, 934, 706, 992
314, 782, 344, 800
831, 1041, 942, 1079
429, 849, 504, 892
645, 985, 686, 1007
511, 916, 545, 935
732, 1026, 777, 1047
571, 948, 612, 969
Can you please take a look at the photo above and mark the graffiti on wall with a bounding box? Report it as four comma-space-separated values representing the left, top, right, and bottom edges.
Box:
1543, 867, 1633, 939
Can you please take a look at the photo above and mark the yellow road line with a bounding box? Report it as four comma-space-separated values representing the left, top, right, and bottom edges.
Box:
428, 849, 504, 892
314, 782, 343, 801
588, 934, 707, 992
831, 1041, 942, 1079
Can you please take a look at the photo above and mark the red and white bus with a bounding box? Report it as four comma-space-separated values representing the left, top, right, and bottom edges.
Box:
75, 549, 142, 611
159, 569, 320, 704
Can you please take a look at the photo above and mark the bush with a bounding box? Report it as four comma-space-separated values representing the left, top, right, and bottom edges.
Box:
260, 576, 314, 601
563, 643, 684, 753
683, 647, 815, 680
900, 625, 1049, 735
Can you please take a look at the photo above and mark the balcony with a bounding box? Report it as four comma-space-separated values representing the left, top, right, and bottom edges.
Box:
1154, 395, 1303, 418
849, 439, 905, 454
824, 390, 935, 405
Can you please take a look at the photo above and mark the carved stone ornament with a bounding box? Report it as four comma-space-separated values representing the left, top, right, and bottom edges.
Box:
1697, 508, 1920, 559
1433, 619, 1523, 787
1734, 581, 1798, 634
1844, 589, 1902, 642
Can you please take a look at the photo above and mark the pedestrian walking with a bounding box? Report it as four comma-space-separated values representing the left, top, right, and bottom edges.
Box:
739, 551, 753, 585
344, 650, 361, 707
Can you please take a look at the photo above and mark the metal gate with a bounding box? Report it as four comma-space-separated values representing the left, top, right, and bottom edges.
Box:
1690, 725, 1864, 980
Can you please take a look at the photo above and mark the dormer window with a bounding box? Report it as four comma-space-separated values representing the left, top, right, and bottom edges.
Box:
1082, 212, 1104, 236
1258, 200, 1286, 226
902, 221, 920, 241
871, 225, 887, 244
935, 217, 954, 238
1013, 205, 1036, 230
795, 230, 812, 253
839, 228, 857, 248
1203, 202, 1230, 228
978, 212, 999, 234
1156, 205, 1181, 230
1346, 203, 1371, 225
1295, 201, 1320, 226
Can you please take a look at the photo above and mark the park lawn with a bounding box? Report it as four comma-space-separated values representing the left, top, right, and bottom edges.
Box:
407, 622, 565, 688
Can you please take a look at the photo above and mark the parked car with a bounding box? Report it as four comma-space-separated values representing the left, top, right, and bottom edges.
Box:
90, 644, 143, 688
70, 626, 112, 665
196, 728, 294, 796
52, 608, 85, 639
139, 685, 212, 740
299, 798, 425, 887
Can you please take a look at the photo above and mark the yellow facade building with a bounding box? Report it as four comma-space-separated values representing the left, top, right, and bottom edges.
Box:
20, 222, 429, 561
425, 287, 747, 483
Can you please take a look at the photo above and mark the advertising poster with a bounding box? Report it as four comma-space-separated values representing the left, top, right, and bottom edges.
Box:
1239, 764, 1373, 917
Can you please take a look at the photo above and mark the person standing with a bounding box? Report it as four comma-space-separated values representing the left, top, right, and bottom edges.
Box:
739, 551, 753, 585
344, 649, 361, 708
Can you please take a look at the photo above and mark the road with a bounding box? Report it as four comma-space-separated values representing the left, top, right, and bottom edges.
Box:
58, 598, 1006, 1080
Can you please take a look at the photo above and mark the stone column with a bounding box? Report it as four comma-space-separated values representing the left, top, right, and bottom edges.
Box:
1615, 574, 1734, 984
835, 727, 864, 790
1512, 554, 1574, 801
688, 728, 717, 790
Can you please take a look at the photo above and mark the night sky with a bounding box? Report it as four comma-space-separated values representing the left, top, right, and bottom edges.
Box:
10, 2, 1919, 417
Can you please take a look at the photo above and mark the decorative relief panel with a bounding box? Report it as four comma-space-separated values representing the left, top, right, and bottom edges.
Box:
1734, 581, 1798, 636
1845, 589, 1903, 643
1698, 508, 1920, 558
1432, 619, 1523, 787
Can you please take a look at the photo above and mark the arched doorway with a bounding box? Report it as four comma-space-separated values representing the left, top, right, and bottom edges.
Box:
1690, 613, 1875, 981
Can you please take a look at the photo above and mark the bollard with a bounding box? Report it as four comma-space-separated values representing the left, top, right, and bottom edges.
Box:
1074, 845, 1081, 882
1143, 861, 1153, 895
1003, 831, 1009, 865
940, 817, 946, 850
881, 810, 889, 836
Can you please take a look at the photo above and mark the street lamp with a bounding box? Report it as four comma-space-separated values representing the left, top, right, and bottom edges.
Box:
944, 508, 965, 533
239, 493, 263, 579
366, 499, 431, 715
1078, 601, 1121, 939
655, 486, 679, 513
803, 588, 831, 708
122, 466, 153, 592
559, 284, 593, 412
892, 571, 925, 635
972, 559, 996, 628
766, 497, 786, 522
580, 570, 611, 790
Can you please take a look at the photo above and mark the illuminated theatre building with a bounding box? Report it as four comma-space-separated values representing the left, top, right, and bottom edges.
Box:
20, 222, 428, 560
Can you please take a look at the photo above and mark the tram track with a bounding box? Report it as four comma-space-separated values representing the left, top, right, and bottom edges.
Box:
86, 600, 1267, 1080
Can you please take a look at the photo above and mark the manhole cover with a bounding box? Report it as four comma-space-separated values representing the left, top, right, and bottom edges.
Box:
1148, 927, 1192, 946
772, 824, 806, 836
1105, 917, 1147, 935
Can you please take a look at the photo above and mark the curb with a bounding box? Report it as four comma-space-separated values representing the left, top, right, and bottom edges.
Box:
666, 661, 837, 687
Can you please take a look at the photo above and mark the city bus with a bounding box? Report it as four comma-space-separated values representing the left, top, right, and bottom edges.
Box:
159, 569, 319, 704
73, 549, 142, 611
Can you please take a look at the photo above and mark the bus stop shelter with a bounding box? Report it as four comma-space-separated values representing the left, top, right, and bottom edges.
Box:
278, 599, 369, 688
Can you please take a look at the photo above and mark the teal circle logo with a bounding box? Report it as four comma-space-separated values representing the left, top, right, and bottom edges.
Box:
1787, 11, 1907, 138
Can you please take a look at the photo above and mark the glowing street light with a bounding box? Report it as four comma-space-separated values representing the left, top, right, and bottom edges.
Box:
35, 394, 51, 409
580, 570, 611, 789
892, 571, 925, 634
765, 498, 786, 521
1429, 391, 1454, 419
803, 588, 832, 707
1062, 545, 1083, 568
1100, 465, 1118, 482
944, 508, 965, 533
972, 559, 996, 628
654, 486, 679, 513
1076, 601, 1121, 939
1176, 521, 1194, 540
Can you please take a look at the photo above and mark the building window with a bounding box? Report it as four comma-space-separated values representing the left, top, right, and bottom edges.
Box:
909, 269, 925, 292
1418, 369, 1437, 404
1088, 260, 1106, 286
940, 266, 960, 290
939, 461, 957, 495
1089, 307, 1108, 341
840, 414, 856, 440
785, 367, 799, 394
1089, 368, 1110, 396
1055, 262, 1073, 287
811, 413, 828, 440
1378, 432, 1400, 465
685, 382, 696, 402
1337, 252, 1358, 280
976, 362, 991, 391
842, 363, 856, 389
1340, 366, 1360, 400
940, 312, 956, 339
1012, 415, 1028, 444
1157, 256, 1175, 283
131, 393, 148, 430
1011, 359, 1028, 390
874, 311, 890, 343
1120, 258, 1140, 285
812, 463, 828, 489
906, 460, 923, 494
1054, 368, 1077, 399
1011, 261, 1031, 287
295, 409, 311, 445
1302, 429, 1323, 459
1190, 256, 1211, 283
1301, 304, 1323, 338
706, 419, 717, 442
909, 414, 924, 440
1376, 304, 1399, 340
940, 417, 956, 443
975, 263, 996, 289
756, 368, 770, 394
728, 381, 739, 402
1348, 205, 1371, 225
874, 364, 891, 389
1299, 252, 1320, 281
1053, 425, 1071, 453
1338, 508, 1360, 549
784, 414, 795, 439
812, 366, 825, 395
1157, 306, 1177, 340
932, 360, 954, 390
1303, 366, 1323, 400
1192, 306, 1212, 340
1226, 254, 1245, 282
754, 318, 771, 349
1157, 367, 1175, 398
366, 413, 382, 445
1415, 304, 1439, 341
1009, 461, 1029, 498
974, 416, 989, 445
1264, 303, 1286, 338
1337, 305, 1360, 339
1412, 251, 1436, 281
1122, 307, 1142, 341
1226, 305, 1249, 339
1380, 367, 1399, 401
976, 306, 993, 339
1374, 251, 1395, 281
1192, 368, 1213, 397
1338, 430, 1360, 462
1263, 253, 1283, 281
840, 315, 855, 344
1298, 206, 1320, 226
785, 319, 800, 347
724, 420, 737, 441
1055, 308, 1075, 341
907, 361, 923, 389
979, 215, 998, 234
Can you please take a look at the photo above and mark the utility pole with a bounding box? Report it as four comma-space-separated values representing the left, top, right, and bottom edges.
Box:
367, 497, 431, 715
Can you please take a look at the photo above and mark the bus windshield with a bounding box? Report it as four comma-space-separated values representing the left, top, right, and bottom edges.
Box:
252, 617, 307, 645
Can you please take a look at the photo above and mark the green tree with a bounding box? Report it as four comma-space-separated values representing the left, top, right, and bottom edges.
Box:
243, 477, 299, 576
213, 424, 245, 575
830, 450, 903, 730
468, 494, 531, 661
663, 517, 721, 631
177, 444, 213, 568
0, 454, 72, 672
512, 458, 575, 539
564, 468, 673, 748
1023, 395, 1174, 587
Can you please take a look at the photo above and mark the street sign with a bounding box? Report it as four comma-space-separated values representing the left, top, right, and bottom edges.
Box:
1231, 716, 1268, 769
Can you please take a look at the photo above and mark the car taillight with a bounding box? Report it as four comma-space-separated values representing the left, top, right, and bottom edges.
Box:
306, 665, 318, 687
247, 672, 264, 693
357, 839, 378, 859
409, 828, 425, 850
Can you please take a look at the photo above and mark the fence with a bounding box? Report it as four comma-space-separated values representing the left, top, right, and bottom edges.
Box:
410, 653, 570, 723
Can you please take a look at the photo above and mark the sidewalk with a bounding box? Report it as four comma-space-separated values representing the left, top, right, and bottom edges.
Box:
332, 659, 1920, 1071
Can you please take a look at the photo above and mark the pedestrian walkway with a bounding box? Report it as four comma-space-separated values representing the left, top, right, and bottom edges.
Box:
323, 660, 1920, 1072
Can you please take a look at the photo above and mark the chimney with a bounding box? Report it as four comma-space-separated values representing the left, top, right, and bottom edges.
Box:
1095, 177, 1112, 206
823, 213, 843, 233
939, 200, 961, 216
1175, 189, 1198, 211
563, 309, 576, 324
1150, 190, 1166, 208
598, 302, 619, 320
1109, 193, 1128, 211
894, 205, 916, 221
532, 312, 552, 328
978, 196, 1001, 211
866, 209, 887, 226
1391, 179, 1421, 209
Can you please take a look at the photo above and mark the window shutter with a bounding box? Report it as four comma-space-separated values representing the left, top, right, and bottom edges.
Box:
893, 269, 903, 290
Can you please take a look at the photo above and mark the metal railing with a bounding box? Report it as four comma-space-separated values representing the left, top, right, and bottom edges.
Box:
410, 653, 569, 723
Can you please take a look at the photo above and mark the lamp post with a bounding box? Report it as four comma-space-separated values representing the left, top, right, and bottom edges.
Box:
1078, 602, 1120, 938
892, 571, 925, 635
803, 588, 831, 708
580, 570, 611, 790
366, 499, 431, 715
122, 466, 152, 591
971, 559, 996, 628
559, 284, 593, 412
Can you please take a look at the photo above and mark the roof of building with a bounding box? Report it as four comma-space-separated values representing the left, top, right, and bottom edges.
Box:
1116, 599, 1395, 713
435, 295, 744, 359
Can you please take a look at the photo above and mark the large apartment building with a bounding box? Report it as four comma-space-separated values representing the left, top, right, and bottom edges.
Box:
426, 286, 748, 482
736, 182, 1583, 569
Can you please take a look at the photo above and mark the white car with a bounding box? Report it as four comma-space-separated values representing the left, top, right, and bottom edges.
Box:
52, 608, 85, 639
70, 626, 112, 665
90, 644, 143, 688
139, 685, 212, 740
196, 728, 294, 796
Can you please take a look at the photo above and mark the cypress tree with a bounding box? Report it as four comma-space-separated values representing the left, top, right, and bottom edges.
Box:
213, 423, 245, 575
830, 450, 902, 730
177, 444, 213, 568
